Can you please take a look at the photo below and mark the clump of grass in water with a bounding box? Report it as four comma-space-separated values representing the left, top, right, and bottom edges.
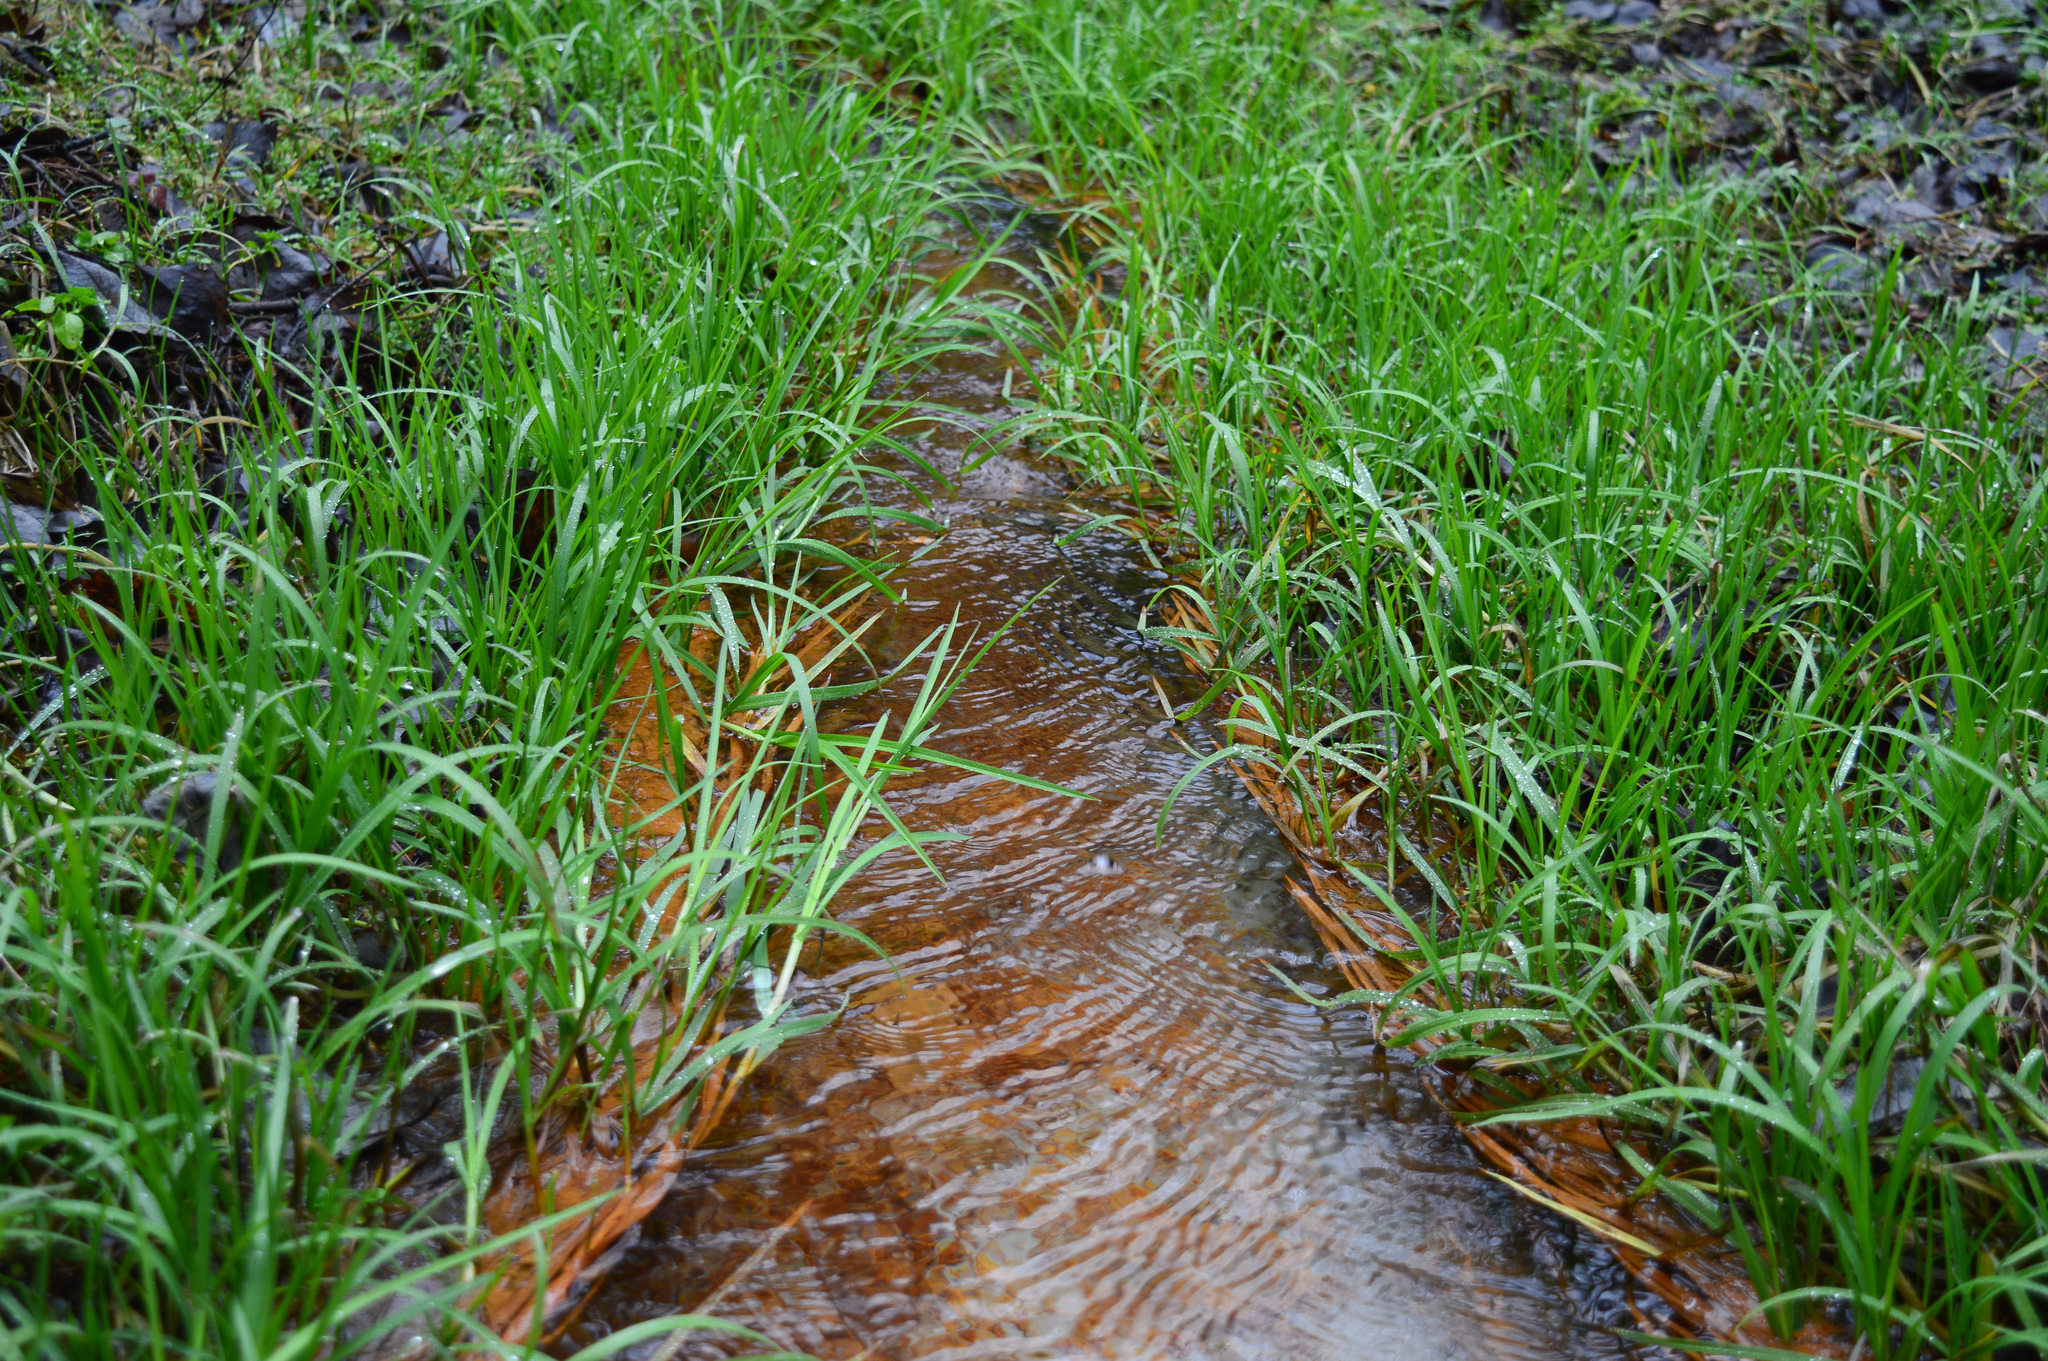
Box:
991, 16, 2048, 1360
0, 5, 1034, 1354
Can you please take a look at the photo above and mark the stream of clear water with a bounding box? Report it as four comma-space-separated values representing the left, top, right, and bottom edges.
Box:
562, 218, 1639, 1361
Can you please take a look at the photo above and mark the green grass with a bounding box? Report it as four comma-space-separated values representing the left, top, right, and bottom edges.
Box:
800, 0, 2048, 1344
0, 1, 1028, 1355
10, 0, 2048, 1355
985, 4, 2048, 1356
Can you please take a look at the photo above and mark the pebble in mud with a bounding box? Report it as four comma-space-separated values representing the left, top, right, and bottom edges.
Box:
139, 770, 248, 872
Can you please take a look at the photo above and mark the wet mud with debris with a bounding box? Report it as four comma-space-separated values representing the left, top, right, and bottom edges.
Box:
557, 239, 1650, 1361
1416, 0, 2048, 409
0, 0, 562, 628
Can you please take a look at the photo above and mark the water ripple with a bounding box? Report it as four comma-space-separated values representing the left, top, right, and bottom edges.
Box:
562, 254, 1636, 1361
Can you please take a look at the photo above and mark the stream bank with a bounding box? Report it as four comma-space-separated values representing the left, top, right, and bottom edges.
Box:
554, 239, 1648, 1361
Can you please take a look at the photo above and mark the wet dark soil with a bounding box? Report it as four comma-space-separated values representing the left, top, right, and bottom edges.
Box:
0, 0, 580, 748
1444, 0, 2048, 378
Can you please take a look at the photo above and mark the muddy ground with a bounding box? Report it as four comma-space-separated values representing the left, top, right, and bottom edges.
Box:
1446, 0, 2048, 402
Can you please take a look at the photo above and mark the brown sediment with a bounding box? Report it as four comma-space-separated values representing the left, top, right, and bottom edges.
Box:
536, 227, 1667, 1360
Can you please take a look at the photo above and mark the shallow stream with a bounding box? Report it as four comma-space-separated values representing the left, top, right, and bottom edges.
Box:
565, 224, 1638, 1361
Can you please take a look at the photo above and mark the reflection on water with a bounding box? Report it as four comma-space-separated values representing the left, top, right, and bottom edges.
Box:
561, 222, 1638, 1360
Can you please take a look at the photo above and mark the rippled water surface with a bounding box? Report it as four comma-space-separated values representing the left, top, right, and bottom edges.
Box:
566, 233, 1634, 1360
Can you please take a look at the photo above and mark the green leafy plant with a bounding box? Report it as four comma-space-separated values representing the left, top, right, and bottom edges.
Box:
9, 286, 97, 352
